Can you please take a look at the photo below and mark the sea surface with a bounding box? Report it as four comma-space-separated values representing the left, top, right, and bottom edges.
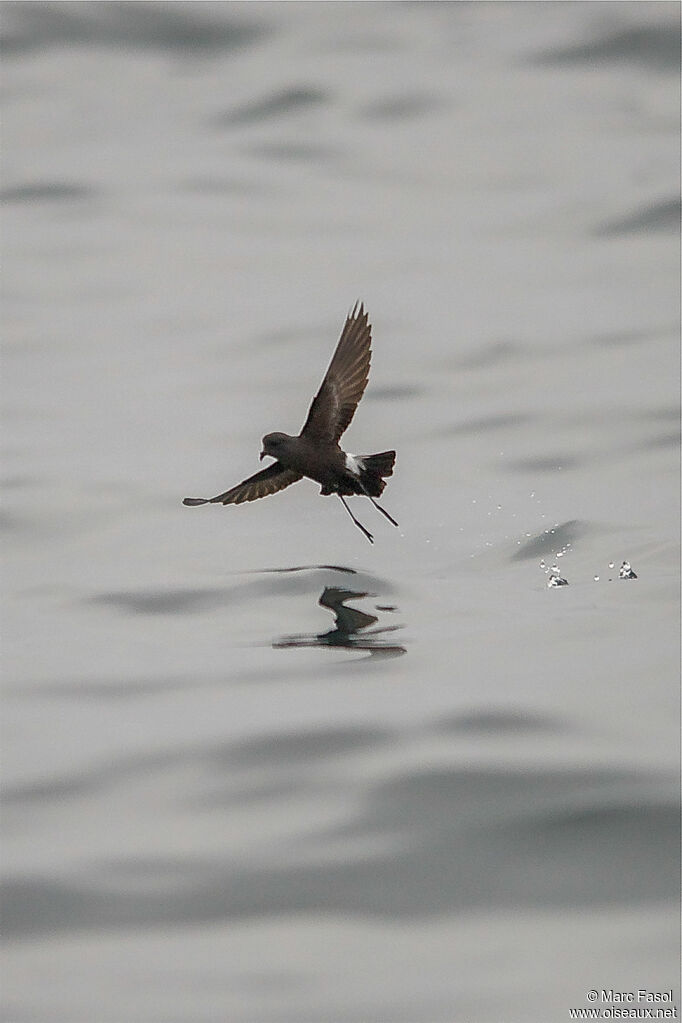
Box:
2, 3, 680, 1022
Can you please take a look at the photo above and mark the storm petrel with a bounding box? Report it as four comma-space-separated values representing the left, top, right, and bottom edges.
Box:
183, 302, 397, 543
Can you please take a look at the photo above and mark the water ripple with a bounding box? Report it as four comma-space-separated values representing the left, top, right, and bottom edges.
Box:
595, 198, 681, 237
531, 24, 681, 72
1, 1, 266, 56
212, 87, 328, 128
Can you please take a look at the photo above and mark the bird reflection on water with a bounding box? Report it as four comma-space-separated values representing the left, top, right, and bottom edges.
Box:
274, 586, 406, 656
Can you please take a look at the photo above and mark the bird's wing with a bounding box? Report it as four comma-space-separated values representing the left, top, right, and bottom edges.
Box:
183, 462, 302, 506
300, 302, 372, 443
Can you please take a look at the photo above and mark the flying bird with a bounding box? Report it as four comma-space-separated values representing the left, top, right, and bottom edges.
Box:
183, 302, 397, 543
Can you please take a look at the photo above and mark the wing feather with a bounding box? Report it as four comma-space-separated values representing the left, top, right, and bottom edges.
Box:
183, 462, 302, 506
300, 301, 372, 443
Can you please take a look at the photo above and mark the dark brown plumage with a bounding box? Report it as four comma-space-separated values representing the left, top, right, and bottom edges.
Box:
183, 302, 397, 542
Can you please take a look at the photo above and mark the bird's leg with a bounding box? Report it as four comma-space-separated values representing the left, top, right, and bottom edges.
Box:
368, 498, 399, 528
338, 495, 374, 543
355, 481, 399, 527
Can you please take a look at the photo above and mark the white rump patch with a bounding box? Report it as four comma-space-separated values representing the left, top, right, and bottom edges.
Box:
345, 453, 365, 477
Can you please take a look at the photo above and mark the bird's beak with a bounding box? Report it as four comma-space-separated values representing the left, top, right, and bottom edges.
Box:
259, 449, 266, 461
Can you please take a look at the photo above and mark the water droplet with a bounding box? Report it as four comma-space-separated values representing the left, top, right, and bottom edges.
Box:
539, 560, 546, 569
594, 575, 600, 582
608, 562, 614, 569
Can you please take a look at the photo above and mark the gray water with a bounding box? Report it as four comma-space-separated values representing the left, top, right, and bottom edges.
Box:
2, 3, 680, 1022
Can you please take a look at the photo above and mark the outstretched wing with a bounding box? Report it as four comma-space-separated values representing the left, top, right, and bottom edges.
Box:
300, 301, 372, 443
183, 462, 302, 506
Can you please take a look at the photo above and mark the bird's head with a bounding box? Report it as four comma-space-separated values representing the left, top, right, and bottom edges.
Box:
260, 432, 291, 460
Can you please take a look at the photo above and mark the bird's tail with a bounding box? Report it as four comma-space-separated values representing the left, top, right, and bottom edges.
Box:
356, 450, 396, 496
